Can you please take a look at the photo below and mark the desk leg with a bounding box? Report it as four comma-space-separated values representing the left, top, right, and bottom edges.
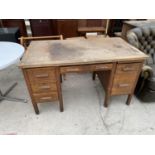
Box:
104, 63, 116, 107
126, 61, 144, 106
32, 102, 39, 114
22, 69, 40, 114
92, 72, 96, 80
104, 93, 110, 107
56, 68, 64, 112
60, 75, 62, 83
126, 94, 132, 105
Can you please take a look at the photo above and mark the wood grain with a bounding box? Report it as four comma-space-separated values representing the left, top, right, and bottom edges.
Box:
19, 37, 147, 68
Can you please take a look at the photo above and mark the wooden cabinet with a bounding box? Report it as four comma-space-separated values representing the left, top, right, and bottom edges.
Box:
55, 19, 108, 38
55, 19, 78, 38
29, 19, 78, 38
30, 19, 54, 36
77, 19, 107, 36
29, 19, 121, 38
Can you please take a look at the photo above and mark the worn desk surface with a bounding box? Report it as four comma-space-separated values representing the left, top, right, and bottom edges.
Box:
20, 37, 147, 68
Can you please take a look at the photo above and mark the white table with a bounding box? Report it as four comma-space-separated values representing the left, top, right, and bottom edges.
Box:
0, 42, 26, 102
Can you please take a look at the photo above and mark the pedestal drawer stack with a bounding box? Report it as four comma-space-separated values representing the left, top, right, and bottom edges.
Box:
111, 62, 142, 95
25, 67, 58, 103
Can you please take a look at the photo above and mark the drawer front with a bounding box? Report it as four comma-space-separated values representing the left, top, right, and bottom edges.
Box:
92, 63, 113, 71
31, 82, 57, 93
60, 63, 113, 73
61, 66, 85, 73
116, 63, 141, 74
33, 92, 58, 103
111, 74, 136, 95
27, 67, 56, 83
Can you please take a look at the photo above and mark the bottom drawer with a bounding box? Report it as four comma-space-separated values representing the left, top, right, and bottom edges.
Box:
111, 82, 133, 95
111, 74, 136, 95
33, 92, 58, 103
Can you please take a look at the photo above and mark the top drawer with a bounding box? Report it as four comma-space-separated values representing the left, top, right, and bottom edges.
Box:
60, 63, 113, 73
116, 63, 141, 74
27, 67, 56, 83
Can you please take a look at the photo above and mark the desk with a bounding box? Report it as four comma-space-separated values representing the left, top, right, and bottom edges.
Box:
20, 37, 147, 114
121, 20, 155, 40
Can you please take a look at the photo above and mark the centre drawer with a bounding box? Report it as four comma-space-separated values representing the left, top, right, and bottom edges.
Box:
27, 67, 56, 83
60, 63, 113, 73
31, 82, 57, 93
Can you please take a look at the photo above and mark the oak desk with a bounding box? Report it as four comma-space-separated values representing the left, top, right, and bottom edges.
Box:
20, 37, 147, 114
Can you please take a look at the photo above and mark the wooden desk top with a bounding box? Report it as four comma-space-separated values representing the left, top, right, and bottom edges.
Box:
20, 37, 147, 68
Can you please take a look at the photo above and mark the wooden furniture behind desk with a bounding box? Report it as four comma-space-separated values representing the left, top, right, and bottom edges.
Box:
78, 19, 109, 37
55, 19, 78, 38
20, 38, 147, 114
29, 19, 54, 36
19, 35, 63, 49
29, 19, 110, 39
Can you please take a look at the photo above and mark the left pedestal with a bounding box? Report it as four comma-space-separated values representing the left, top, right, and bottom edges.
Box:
22, 67, 63, 114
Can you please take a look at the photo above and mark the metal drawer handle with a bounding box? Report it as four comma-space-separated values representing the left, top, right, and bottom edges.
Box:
122, 67, 134, 71
118, 83, 130, 87
95, 66, 109, 70
40, 96, 52, 100
39, 85, 50, 89
35, 74, 49, 78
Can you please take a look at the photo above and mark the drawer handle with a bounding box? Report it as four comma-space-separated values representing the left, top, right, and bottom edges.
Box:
118, 84, 130, 87
40, 96, 52, 100
95, 66, 109, 70
122, 67, 135, 72
35, 74, 49, 78
39, 85, 50, 89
